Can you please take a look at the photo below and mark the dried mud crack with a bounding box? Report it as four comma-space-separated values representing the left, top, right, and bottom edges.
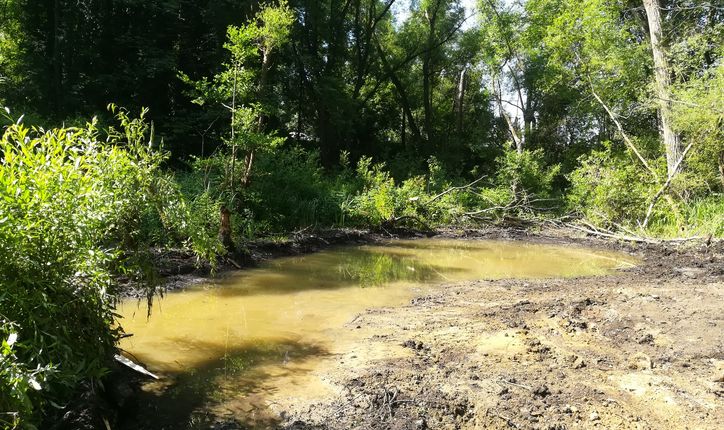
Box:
277, 235, 723, 430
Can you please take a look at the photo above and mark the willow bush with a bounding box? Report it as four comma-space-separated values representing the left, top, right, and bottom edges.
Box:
0, 107, 211, 428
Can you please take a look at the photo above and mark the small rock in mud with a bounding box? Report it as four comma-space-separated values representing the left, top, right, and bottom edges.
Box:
572, 356, 586, 369
402, 339, 425, 351
589, 410, 601, 421
638, 333, 655, 344
525, 338, 551, 357
533, 384, 551, 398
674, 267, 706, 278
628, 352, 653, 370
563, 404, 578, 414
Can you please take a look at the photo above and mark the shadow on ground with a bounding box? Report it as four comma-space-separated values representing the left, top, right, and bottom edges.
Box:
118, 339, 328, 430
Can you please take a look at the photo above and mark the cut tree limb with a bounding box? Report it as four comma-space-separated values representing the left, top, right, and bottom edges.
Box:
566, 223, 702, 244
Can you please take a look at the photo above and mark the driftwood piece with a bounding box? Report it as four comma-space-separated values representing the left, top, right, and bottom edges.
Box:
114, 354, 159, 380
588, 80, 657, 178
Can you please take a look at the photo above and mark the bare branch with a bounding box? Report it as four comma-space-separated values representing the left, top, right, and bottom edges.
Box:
428, 175, 486, 203
641, 139, 695, 227
587, 80, 658, 179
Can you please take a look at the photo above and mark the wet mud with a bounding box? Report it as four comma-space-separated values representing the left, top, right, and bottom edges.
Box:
278, 230, 723, 430
113, 227, 722, 430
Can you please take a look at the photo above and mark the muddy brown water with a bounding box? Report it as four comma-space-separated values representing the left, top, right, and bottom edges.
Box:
118, 239, 637, 428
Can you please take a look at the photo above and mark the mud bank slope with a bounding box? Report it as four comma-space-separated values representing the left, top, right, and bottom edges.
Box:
278, 230, 723, 430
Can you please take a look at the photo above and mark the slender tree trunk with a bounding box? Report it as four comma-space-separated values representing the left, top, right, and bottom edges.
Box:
229, 62, 238, 188
454, 67, 467, 135
423, 2, 440, 145
51, 0, 62, 110
493, 76, 522, 153
242, 49, 271, 187
375, 38, 422, 144
401, 106, 406, 148
523, 94, 534, 148
643, 0, 682, 177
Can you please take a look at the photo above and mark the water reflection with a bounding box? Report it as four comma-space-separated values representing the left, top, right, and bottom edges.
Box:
123, 339, 326, 429
118, 239, 636, 429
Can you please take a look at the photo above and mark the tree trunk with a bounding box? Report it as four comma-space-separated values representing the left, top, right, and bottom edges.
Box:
401, 106, 406, 148
242, 48, 271, 187
423, 2, 440, 146
493, 76, 522, 153
454, 67, 467, 135
523, 94, 534, 148
51, 0, 62, 110
643, 0, 682, 177
375, 38, 422, 145
219, 206, 233, 251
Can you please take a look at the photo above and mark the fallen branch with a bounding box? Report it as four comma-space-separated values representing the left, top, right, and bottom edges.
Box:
588, 80, 658, 179
641, 139, 695, 227
498, 379, 532, 391
114, 354, 159, 380
464, 197, 557, 216
427, 175, 486, 203
566, 223, 702, 244
225, 257, 243, 269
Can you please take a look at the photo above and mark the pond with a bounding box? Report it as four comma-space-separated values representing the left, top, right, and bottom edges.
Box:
118, 239, 636, 428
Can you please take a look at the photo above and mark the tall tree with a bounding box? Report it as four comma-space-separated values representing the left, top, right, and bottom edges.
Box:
642, 0, 681, 177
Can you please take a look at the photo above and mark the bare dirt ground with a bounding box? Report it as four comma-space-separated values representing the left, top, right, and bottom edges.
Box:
278, 229, 724, 430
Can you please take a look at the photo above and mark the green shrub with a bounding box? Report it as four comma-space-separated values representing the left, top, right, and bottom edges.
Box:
347, 156, 398, 225
647, 195, 724, 238
0, 323, 53, 429
567, 143, 659, 226
246, 147, 343, 232
0, 108, 199, 427
495, 148, 560, 198
345, 157, 468, 228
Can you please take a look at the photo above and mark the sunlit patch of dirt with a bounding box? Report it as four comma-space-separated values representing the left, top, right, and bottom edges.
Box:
279, 233, 723, 430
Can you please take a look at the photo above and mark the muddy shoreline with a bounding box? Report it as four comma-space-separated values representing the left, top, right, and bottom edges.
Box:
273, 229, 723, 430
63, 227, 722, 430
126, 226, 651, 299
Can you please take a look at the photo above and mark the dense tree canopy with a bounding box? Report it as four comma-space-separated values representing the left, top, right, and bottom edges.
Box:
2, 1, 719, 178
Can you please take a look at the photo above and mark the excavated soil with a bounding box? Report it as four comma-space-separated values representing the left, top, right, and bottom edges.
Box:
272, 229, 724, 430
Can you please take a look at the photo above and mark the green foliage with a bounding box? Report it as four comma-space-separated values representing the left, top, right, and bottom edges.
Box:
0, 323, 53, 430
567, 143, 656, 225
345, 157, 469, 227
647, 196, 724, 239
348, 157, 398, 225
495, 149, 560, 198
669, 61, 724, 196
246, 147, 343, 231
1, 0, 722, 426
0, 108, 208, 428
181, 1, 294, 211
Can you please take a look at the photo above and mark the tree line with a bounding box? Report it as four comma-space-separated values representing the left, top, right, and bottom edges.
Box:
1, 1, 721, 180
